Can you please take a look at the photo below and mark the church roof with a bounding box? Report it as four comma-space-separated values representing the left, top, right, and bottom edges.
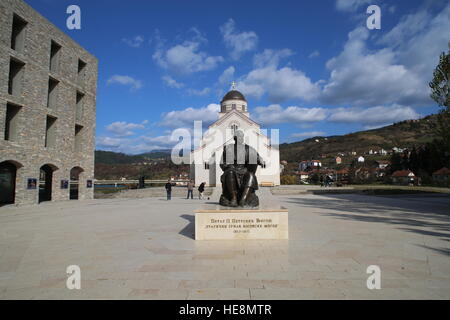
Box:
210, 109, 259, 129
221, 90, 247, 103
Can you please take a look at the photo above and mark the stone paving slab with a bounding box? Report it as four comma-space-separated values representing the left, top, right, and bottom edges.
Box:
0, 189, 449, 299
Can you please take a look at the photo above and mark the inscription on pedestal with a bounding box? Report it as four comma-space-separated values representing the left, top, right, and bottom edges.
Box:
195, 207, 288, 240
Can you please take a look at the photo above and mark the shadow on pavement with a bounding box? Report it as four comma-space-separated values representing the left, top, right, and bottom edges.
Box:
281, 193, 450, 256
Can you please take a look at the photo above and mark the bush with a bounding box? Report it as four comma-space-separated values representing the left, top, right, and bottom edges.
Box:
281, 175, 297, 185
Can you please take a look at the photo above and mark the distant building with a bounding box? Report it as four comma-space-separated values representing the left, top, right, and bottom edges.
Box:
190, 87, 280, 187
336, 167, 349, 183
432, 167, 450, 186
297, 171, 309, 182
392, 170, 416, 185
0, 0, 98, 206
299, 160, 322, 171
392, 147, 405, 153
375, 160, 390, 169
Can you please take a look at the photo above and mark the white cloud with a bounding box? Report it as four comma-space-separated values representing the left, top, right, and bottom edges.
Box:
328, 105, 421, 125
250, 104, 421, 128
141, 133, 181, 146
153, 32, 224, 75
335, 0, 371, 12
122, 35, 144, 48
107, 75, 143, 91
220, 19, 258, 60
96, 136, 127, 149
308, 50, 320, 58
322, 4, 450, 107
253, 48, 294, 68
252, 104, 327, 125
232, 48, 319, 103
187, 87, 211, 96
159, 103, 220, 128
218, 66, 235, 85
96, 135, 173, 155
321, 27, 428, 107
239, 66, 321, 103
162, 75, 184, 88
291, 131, 326, 139
378, 4, 450, 79
106, 121, 146, 137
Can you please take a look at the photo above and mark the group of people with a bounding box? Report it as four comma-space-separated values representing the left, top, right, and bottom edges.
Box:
320, 175, 334, 187
164, 179, 206, 201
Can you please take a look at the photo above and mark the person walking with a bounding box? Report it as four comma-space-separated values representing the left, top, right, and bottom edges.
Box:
165, 179, 173, 200
187, 180, 194, 199
198, 182, 205, 200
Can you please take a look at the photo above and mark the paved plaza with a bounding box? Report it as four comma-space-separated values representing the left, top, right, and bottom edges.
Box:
0, 188, 449, 299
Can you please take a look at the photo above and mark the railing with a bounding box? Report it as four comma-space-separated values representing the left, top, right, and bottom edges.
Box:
94, 179, 190, 185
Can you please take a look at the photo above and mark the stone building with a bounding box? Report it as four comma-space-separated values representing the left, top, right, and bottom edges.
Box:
190, 85, 280, 187
0, 0, 97, 206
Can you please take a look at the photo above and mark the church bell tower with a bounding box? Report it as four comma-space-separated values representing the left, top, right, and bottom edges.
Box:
219, 81, 249, 118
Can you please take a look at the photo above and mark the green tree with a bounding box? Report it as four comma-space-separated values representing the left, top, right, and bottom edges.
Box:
429, 43, 450, 152
429, 43, 450, 109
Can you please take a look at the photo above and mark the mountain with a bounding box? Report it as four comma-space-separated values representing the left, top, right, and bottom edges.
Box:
95, 149, 170, 165
95, 114, 439, 167
279, 114, 439, 164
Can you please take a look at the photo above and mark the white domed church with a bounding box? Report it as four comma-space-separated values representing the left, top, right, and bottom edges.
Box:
190, 84, 280, 187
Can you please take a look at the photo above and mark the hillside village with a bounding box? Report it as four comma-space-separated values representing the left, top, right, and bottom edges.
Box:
279, 115, 449, 187
94, 114, 450, 188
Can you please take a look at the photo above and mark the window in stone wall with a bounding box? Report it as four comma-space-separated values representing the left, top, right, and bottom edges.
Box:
75, 124, 83, 152
45, 115, 57, 148
77, 59, 86, 84
8, 58, 25, 96
49, 40, 61, 73
11, 14, 28, 53
75, 91, 84, 122
47, 77, 59, 110
4, 103, 22, 142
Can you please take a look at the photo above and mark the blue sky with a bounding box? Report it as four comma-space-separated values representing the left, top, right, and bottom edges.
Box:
26, 0, 449, 154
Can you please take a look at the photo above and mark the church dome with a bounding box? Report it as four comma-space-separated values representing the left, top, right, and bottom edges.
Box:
221, 90, 247, 103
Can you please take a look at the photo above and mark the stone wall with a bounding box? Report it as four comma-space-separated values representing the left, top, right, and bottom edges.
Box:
0, 0, 97, 205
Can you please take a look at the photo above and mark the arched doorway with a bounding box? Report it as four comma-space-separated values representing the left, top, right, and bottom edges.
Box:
39, 164, 57, 203
70, 166, 84, 200
0, 161, 18, 205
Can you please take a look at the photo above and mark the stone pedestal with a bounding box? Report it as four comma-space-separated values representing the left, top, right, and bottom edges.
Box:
194, 204, 288, 240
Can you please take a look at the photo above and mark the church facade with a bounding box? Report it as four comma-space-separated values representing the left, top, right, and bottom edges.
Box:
190, 87, 280, 187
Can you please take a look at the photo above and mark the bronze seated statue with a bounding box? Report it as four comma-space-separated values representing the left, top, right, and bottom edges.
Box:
219, 130, 263, 208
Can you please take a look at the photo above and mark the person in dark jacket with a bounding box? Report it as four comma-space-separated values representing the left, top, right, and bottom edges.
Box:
198, 182, 205, 199
186, 180, 195, 199
165, 179, 174, 200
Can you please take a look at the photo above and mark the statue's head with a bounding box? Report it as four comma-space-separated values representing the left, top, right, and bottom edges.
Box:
234, 130, 244, 145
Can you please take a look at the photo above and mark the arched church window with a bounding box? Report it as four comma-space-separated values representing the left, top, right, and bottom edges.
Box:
204, 162, 210, 170
232, 104, 236, 110
231, 124, 238, 134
